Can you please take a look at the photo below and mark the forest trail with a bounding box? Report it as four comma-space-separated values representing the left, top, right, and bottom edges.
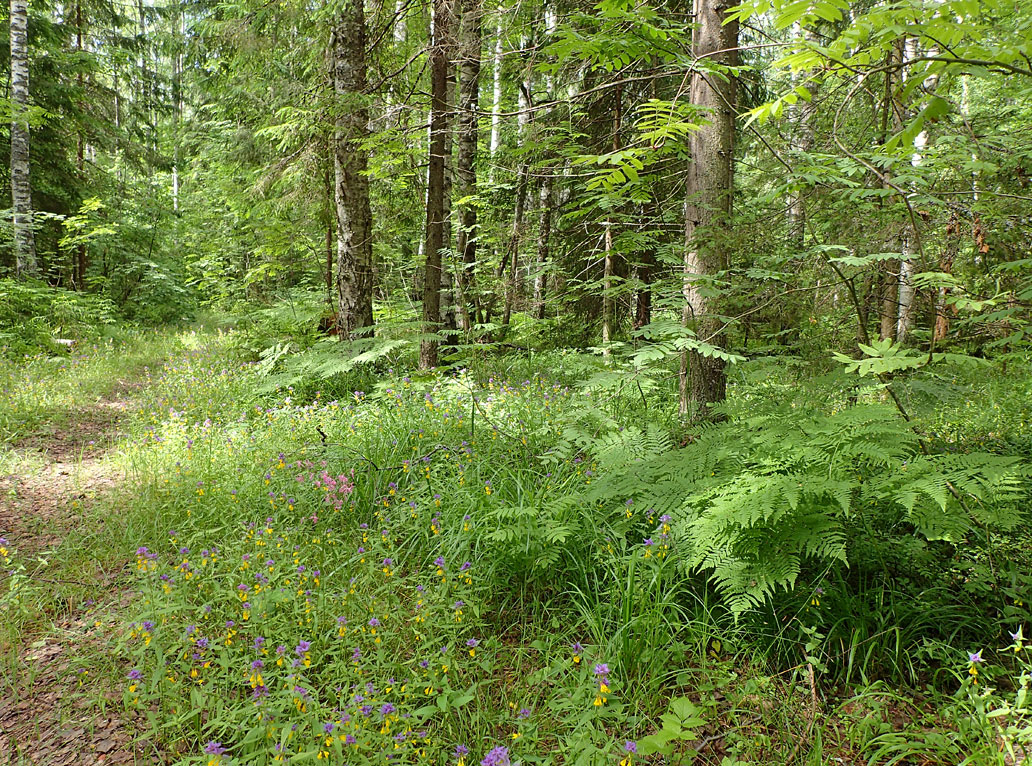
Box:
0, 370, 153, 765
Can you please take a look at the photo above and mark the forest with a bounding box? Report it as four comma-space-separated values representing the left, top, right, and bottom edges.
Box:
0, 0, 1031, 761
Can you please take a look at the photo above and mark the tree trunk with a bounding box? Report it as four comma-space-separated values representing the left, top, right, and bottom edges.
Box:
420, 0, 454, 368
10, 0, 38, 277
532, 174, 553, 319
488, 10, 503, 179
877, 39, 904, 341
454, 0, 483, 329
678, 0, 737, 418
331, 0, 375, 339
786, 23, 818, 250
499, 48, 532, 329
933, 213, 959, 344
896, 42, 939, 343
75, 0, 87, 288
601, 84, 622, 355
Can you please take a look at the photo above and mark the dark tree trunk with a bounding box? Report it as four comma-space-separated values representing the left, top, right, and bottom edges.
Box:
679, 0, 738, 418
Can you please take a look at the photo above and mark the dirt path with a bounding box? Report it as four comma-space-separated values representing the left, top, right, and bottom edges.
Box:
0, 378, 154, 765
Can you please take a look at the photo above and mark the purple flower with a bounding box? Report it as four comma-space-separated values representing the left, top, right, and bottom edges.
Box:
369, 618, 380, 627
345, 734, 357, 744
323, 722, 334, 733
296, 640, 311, 655
593, 663, 609, 676
434, 556, 446, 567
466, 638, 479, 648
480, 746, 510, 766
204, 741, 227, 755
518, 707, 530, 718
625, 741, 637, 753
127, 669, 143, 681
969, 651, 983, 663
381, 703, 396, 716
460, 561, 472, 571
454, 744, 469, 758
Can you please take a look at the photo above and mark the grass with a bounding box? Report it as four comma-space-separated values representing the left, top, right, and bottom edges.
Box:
1, 326, 1030, 764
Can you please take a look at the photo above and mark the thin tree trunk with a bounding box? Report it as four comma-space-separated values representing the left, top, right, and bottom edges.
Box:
601, 84, 622, 355
454, 0, 483, 329
786, 23, 818, 250
878, 39, 904, 341
897, 42, 939, 343
420, 0, 454, 368
933, 213, 959, 343
10, 0, 37, 277
332, 0, 375, 339
488, 11, 503, 180
441, 11, 458, 340
75, 0, 87, 288
678, 0, 737, 418
499, 48, 531, 329
532, 173, 552, 319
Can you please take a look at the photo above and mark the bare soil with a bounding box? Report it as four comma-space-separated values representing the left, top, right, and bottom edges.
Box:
0, 383, 155, 765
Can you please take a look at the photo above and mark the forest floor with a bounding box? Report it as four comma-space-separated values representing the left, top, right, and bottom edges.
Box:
0, 329, 1028, 766
0, 354, 159, 765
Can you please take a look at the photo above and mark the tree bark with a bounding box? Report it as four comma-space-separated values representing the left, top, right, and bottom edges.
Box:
454, 0, 483, 329
499, 50, 532, 329
420, 0, 454, 368
933, 213, 959, 344
488, 11, 503, 179
678, 0, 737, 418
10, 0, 38, 277
331, 0, 375, 339
532, 173, 553, 320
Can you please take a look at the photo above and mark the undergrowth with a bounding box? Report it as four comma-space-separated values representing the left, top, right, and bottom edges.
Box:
1, 327, 1030, 764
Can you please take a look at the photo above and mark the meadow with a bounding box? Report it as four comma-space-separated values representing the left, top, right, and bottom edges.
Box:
1, 327, 1030, 765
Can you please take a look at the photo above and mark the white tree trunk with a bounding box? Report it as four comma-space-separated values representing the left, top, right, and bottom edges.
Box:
488, 12, 503, 178
10, 0, 37, 277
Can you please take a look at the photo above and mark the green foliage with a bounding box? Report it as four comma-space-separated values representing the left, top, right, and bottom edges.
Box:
0, 278, 118, 355
578, 394, 1028, 615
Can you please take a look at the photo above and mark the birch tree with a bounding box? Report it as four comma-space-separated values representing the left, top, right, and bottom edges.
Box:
10, 0, 38, 277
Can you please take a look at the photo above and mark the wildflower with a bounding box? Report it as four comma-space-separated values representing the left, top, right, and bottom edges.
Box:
296, 640, 311, 655
204, 742, 227, 755
466, 638, 479, 657
969, 651, 983, 664
381, 703, 396, 716
481, 746, 510, 766
620, 741, 637, 766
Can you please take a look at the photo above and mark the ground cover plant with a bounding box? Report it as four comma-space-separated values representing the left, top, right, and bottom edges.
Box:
2, 327, 1030, 764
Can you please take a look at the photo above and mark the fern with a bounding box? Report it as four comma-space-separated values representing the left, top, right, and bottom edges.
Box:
568, 400, 1029, 615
